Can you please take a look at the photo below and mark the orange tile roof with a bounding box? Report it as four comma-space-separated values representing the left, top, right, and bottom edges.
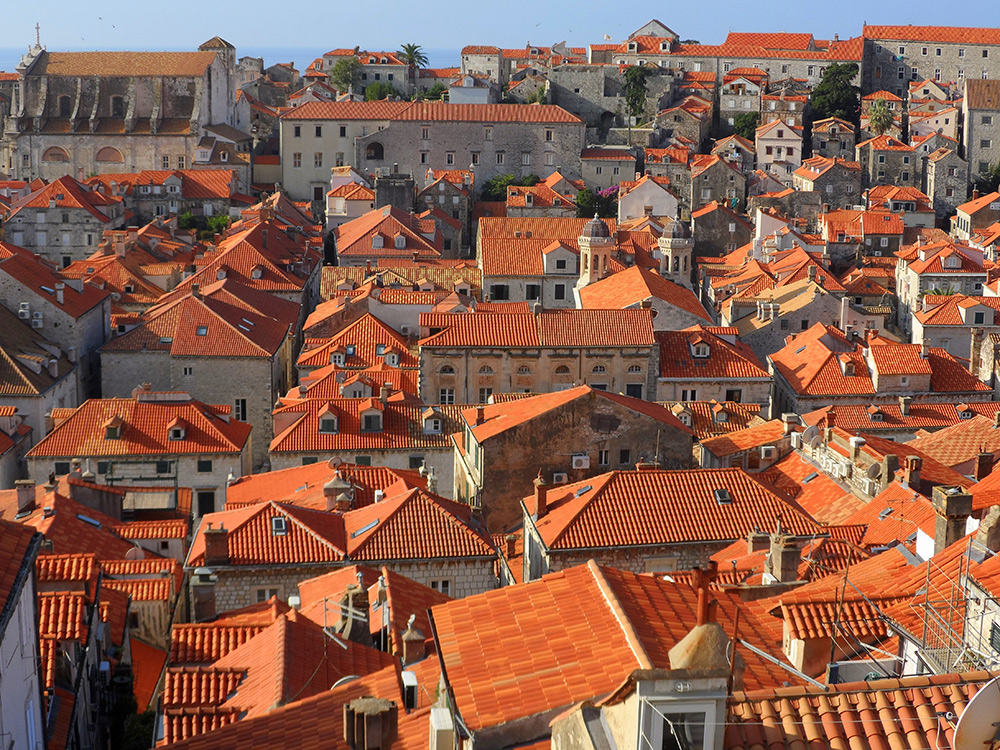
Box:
905, 414, 1000, 469
756, 452, 861, 525
0, 519, 39, 615
578, 266, 711, 320
188, 488, 494, 567
656, 325, 768, 379
432, 561, 791, 732
269, 397, 465, 455
857, 133, 914, 152
333, 205, 442, 259
658, 400, 766, 441
956, 190, 1000, 215
170, 623, 270, 664
527, 468, 821, 551
462, 386, 691, 443
131, 637, 169, 712
27, 394, 251, 458
841, 482, 937, 548
297, 314, 417, 370
506, 184, 576, 209
33, 50, 216, 77
0, 252, 111, 319
699, 420, 789, 458
419, 308, 656, 348
864, 24, 1000, 44
8, 175, 122, 223
282, 99, 581, 123
35, 552, 98, 587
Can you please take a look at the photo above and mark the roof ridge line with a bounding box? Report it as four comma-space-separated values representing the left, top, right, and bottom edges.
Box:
586, 561, 654, 669
277, 502, 346, 558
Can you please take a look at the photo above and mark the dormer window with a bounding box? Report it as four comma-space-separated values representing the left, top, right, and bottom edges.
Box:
331, 352, 345, 366
169, 427, 185, 440
385, 352, 399, 366
372, 235, 384, 248
319, 416, 338, 433
844, 361, 855, 376
424, 417, 442, 434
678, 413, 692, 427
251, 266, 264, 279
271, 516, 287, 536
715, 410, 729, 423
394, 235, 406, 249
105, 425, 120, 440
692, 343, 710, 358
362, 412, 383, 432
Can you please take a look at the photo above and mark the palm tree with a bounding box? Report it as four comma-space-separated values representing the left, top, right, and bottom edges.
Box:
398, 43, 429, 69
867, 99, 894, 137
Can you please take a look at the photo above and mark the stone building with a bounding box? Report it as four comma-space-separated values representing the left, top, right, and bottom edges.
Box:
760, 91, 808, 127
711, 135, 755, 174
100, 286, 293, 470
690, 154, 746, 212
719, 68, 766, 134
452, 386, 694, 531
185, 486, 497, 613
791, 156, 862, 210
0, 247, 110, 396
862, 25, 1000, 97
617, 174, 678, 221
755, 119, 803, 187
691, 200, 753, 258
577, 265, 712, 331
460, 46, 504, 85
895, 240, 988, 334
3, 38, 240, 181
579, 148, 638, 190
418, 307, 659, 403
319, 49, 412, 97
962, 78, 1000, 179
520, 467, 822, 580
811, 117, 856, 160
856, 134, 916, 189
25, 387, 251, 516
911, 294, 1000, 360
354, 102, 586, 188
87, 168, 239, 224
3, 176, 125, 266
546, 65, 675, 129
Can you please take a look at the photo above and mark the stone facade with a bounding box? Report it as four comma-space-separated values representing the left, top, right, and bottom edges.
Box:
863, 32, 1000, 97
791, 161, 862, 212
925, 149, 969, 220
812, 118, 856, 160
690, 158, 746, 212
3, 40, 239, 181
857, 138, 916, 189
547, 66, 676, 129
962, 79, 1000, 178
691, 202, 753, 258
453, 391, 693, 532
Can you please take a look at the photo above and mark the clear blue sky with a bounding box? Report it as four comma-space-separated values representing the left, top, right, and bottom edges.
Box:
6, 1, 1000, 59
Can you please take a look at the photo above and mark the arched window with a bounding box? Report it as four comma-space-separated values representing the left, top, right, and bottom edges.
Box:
555, 365, 571, 374
440, 364, 456, 374
95, 146, 124, 163
628, 365, 642, 374
592, 365, 607, 374
366, 142, 384, 160
42, 147, 70, 162
58, 95, 72, 117
479, 366, 493, 375
517, 366, 531, 375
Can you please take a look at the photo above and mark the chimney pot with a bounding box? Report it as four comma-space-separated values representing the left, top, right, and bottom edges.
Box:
14, 480, 35, 513
203, 524, 230, 567
534, 471, 548, 519
402, 621, 427, 665
475, 406, 485, 425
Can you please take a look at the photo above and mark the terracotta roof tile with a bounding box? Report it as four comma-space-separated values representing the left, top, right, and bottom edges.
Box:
656, 325, 768, 379
579, 266, 711, 321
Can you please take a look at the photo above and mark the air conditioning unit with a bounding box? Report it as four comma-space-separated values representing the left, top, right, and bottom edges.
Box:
32, 311, 43, 319
571, 454, 590, 470
18, 309, 30, 319
552, 472, 569, 484
760, 445, 776, 460
789, 433, 802, 449
31, 318, 44, 328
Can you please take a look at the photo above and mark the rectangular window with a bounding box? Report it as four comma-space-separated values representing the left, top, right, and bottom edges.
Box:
255, 587, 280, 604
681, 389, 698, 401
293, 152, 301, 168
554, 283, 566, 300
354, 455, 372, 466
301, 456, 319, 465
960, 48, 966, 58
991, 621, 1000, 654
156, 461, 171, 474
314, 152, 323, 167
54, 461, 71, 476
430, 579, 451, 596
409, 455, 424, 469
496, 152, 505, 165
97, 461, 110, 475
197, 459, 213, 473
313, 185, 323, 201
982, 139, 993, 149
489, 284, 509, 301
478, 387, 493, 403
233, 399, 247, 421
619, 449, 631, 466
545, 153, 554, 166
340, 125, 347, 137
446, 152, 455, 165
725, 389, 742, 402
525, 284, 540, 300
598, 450, 609, 466
315, 125, 322, 137
595, 166, 603, 175
293, 125, 301, 137
484, 127, 493, 141
545, 129, 554, 141
421, 126, 429, 140
162, 156, 169, 169
420, 152, 429, 164
183, 366, 193, 376
471, 152, 479, 165
521, 152, 531, 166
439, 388, 455, 404
625, 383, 643, 398
800, 319, 809, 331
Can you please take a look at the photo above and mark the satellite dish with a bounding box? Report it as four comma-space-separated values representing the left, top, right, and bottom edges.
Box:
802, 425, 819, 442
327, 456, 344, 469
866, 463, 881, 479
125, 545, 145, 560
809, 435, 823, 450
954, 676, 1000, 750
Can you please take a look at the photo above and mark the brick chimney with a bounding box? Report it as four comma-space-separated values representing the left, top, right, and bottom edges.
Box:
976, 452, 994, 481
203, 523, 230, 566
904, 455, 922, 490
765, 531, 800, 583
533, 471, 548, 519
475, 406, 485, 425
931, 485, 972, 555
505, 533, 517, 558
15, 480, 35, 513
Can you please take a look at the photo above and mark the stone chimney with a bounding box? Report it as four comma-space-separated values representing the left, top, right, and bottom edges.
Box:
475, 406, 485, 425
807, 265, 817, 281
848, 435, 866, 462
324, 470, 353, 512
48, 359, 59, 378
401, 617, 426, 665
765, 531, 800, 583
881, 453, 899, 488
931, 485, 973, 555
191, 283, 200, 299
380, 383, 391, 403
337, 583, 371, 644
343, 697, 397, 750
904, 456, 922, 490
55, 282, 65, 305
15, 480, 35, 513
534, 471, 548, 519
505, 534, 517, 558
976, 452, 994, 481
898, 395, 911, 417
976, 505, 1000, 552
203, 523, 230, 567
781, 413, 798, 436
747, 528, 769, 554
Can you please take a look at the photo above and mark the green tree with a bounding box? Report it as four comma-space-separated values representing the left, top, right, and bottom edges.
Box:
329, 56, 361, 93
809, 62, 860, 123
733, 112, 759, 141
479, 173, 539, 201
397, 43, 429, 69
414, 82, 446, 101
622, 65, 652, 122
975, 161, 1000, 194
575, 187, 618, 219
365, 81, 396, 101
867, 99, 894, 136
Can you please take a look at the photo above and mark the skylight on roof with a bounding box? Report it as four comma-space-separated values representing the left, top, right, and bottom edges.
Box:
351, 518, 380, 538
795, 346, 807, 354
77, 513, 101, 528
878, 507, 894, 520
238, 324, 251, 332
196, 326, 208, 336
802, 472, 818, 484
